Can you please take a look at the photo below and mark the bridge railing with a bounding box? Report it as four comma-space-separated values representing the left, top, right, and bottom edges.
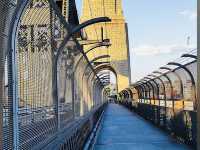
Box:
0, 0, 109, 149
119, 50, 197, 149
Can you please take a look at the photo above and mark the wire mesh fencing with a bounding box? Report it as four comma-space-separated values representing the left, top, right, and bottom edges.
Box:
1, 0, 106, 149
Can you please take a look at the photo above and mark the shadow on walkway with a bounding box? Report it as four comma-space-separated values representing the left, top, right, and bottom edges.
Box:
94, 103, 191, 150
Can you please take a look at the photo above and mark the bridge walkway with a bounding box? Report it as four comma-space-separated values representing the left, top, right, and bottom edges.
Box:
94, 103, 190, 150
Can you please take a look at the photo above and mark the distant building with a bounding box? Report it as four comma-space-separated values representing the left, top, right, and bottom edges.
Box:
173, 80, 181, 99
184, 80, 192, 100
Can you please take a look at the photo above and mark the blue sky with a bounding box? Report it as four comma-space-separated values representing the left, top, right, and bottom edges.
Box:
75, 0, 197, 83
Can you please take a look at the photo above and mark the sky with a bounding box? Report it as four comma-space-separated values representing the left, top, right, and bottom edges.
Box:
75, 0, 197, 83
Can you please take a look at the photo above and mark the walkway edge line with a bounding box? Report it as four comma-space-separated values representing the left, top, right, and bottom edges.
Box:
84, 106, 106, 150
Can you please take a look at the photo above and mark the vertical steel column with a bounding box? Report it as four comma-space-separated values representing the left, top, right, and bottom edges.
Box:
49, 3, 60, 130
163, 74, 174, 110
11, 36, 19, 150
136, 86, 143, 99
138, 84, 145, 99
7, 1, 28, 149
148, 75, 167, 126
0, 32, 3, 150
71, 73, 75, 119
0, 0, 10, 147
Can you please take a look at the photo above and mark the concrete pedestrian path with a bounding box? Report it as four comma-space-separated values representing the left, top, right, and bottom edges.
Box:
94, 103, 190, 150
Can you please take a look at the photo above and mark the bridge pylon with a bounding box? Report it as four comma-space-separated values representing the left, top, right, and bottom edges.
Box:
81, 0, 131, 92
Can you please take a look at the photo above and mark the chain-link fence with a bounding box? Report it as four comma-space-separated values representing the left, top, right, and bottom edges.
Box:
119, 49, 197, 148
0, 0, 108, 149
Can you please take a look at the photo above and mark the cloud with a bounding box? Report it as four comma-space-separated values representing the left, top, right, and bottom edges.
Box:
133, 44, 196, 56
179, 10, 197, 21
